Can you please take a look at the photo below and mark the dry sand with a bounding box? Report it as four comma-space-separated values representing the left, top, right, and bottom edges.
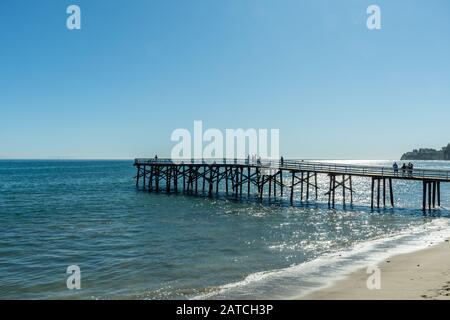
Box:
300, 240, 450, 300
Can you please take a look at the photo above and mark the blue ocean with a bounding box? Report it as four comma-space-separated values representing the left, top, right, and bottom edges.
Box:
1, 160, 449, 299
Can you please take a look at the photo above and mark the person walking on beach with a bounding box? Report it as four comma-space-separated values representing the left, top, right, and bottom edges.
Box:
393, 162, 399, 176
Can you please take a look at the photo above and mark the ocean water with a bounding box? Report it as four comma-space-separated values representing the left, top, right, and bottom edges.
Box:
0, 160, 449, 300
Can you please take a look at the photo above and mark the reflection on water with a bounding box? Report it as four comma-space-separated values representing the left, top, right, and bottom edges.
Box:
0, 160, 449, 299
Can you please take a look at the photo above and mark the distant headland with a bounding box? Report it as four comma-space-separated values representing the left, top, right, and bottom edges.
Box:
401, 144, 450, 160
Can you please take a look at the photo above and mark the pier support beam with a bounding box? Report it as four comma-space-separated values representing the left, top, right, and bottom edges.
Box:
136, 165, 140, 188
143, 166, 146, 190
148, 166, 154, 191
370, 177, 394, 210
240, 167, 243, 196
290, 172, 295, 205
422, 180, 440, 212
155, 166, 160, 192
438, 181, 441, 206
248, 167, 251, 196
387, 178, 393, 207
315, 173, 318, 200
216, 167, 220, 195
433, 181, 437, 208
306, 173, 310, 201
326, 174, 354, 208
280, 170, 283, 197
183, 166, 186, 191
209, 166, 214, 196
225, 167, 229, 194
173, 167, 178, 193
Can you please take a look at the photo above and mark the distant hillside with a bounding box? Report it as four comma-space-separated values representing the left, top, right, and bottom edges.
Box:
401, 144, 450, 160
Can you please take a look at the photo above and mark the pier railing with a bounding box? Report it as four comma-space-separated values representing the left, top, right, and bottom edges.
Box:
134, 158, 450, 181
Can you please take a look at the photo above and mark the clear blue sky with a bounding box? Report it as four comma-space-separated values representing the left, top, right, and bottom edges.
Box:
1, 0, 449, 159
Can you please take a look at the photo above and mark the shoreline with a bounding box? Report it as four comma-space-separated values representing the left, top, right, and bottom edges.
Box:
195, 220, 450, 300
298, 239, 450, 300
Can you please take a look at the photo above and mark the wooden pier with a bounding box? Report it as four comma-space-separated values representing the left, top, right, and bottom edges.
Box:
134, 158, 450, 212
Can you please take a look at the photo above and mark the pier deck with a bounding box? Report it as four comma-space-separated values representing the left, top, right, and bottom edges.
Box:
134, 158, 450, 212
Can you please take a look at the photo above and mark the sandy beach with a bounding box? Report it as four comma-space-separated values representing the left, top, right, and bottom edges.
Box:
300, 239, 450, 300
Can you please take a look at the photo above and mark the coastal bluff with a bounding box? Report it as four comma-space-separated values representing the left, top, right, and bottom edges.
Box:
401, 144, 450, 160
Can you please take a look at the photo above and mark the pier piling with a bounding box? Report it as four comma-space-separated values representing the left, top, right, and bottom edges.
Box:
134, 158, 448, 212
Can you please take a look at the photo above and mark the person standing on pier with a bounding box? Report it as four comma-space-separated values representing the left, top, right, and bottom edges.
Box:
401, 163, 407, 176
408, 162, 414, 177
393, 162, 399, 176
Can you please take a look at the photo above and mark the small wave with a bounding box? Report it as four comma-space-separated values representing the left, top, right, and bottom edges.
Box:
193, 218, 450, 300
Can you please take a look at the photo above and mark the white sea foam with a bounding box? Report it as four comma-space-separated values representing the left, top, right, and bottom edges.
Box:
193, 218, 450, 300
